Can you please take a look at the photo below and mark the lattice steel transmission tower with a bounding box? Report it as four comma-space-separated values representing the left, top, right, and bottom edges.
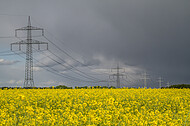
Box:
158, 77, 163, 88
166, 81, 170, 87
141, 72, 150, 88
11, 16, 48, 87
109, 64, 127, 88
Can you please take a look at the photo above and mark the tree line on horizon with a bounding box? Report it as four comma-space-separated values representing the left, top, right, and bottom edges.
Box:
0, 84, 190, 89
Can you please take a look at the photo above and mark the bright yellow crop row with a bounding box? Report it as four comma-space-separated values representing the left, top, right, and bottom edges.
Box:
0, 88, 189, 126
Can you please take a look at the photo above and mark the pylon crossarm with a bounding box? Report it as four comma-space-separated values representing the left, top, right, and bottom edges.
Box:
32, 40, 48, 50
15, 27, 29, 31
11, 40, 26, 51
15, 26, 43, 31
11, 40, 26, 45
111, 68, 123, 70
31, 39, 48, 45
11, 40, 47, 45
15, 26, 44, 37
11, 39, 48, 51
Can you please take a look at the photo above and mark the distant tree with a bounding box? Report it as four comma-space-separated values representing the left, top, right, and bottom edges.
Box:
55, 85, 72, 89
169, 84, 190, 89
102, 86, 108, 89
109, 86, 116, 89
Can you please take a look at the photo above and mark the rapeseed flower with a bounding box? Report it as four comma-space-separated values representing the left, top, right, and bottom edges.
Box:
0, 88, 189, 125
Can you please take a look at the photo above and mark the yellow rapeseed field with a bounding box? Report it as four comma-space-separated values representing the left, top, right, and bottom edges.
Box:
0, 88, 189, 126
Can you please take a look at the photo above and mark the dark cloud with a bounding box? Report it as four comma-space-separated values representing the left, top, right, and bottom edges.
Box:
0, 0, 190, 87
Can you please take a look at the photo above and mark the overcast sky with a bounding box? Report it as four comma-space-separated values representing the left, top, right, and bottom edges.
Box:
0, 0, 190, 88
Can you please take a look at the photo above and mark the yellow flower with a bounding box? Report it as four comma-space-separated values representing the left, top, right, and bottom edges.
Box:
0, 88, 189, 125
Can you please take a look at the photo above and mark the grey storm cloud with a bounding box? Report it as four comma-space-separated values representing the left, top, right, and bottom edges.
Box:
0, 0, 190, 87
54, 0, 190, 83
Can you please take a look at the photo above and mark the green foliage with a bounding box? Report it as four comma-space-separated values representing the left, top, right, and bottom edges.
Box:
75, 86, 115, 89
0, 85, 72, 89
2, 84, 189, 89
54, 85, 72, 89
169, 84, 190, 89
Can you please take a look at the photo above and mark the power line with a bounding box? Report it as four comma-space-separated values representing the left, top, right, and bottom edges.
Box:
31, 17, 110, 76
43, 36, 87, 67
123, 79, 134, 86
0, 50, 13, 54
47, 50, 104, 81
0, 36, 16, 39
125, 73, 139, 82
0, 35, 44, 39
12, 51, 79, 81
0, 13, 28, 17
0, 52, 23, 56
17, 34, 107, 79
33, 47, 103, 81
43, 35, 108, 75
12, 17, 107, 84
42, 36, 106, 81
0, 50, 46, 57
1, 15, 107, 85
31, 17, 86, 59
13, 50, 106, 83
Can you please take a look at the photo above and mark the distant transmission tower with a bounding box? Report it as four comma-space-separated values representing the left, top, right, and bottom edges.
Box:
11, 16, 48, 87
158, 77, 163, 88
141, 72, 150, 88
166, 81, 170, 87
109, 64, 126, 88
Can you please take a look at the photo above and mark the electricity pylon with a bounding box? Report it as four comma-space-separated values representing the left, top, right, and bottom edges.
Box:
109, 64, 127, 88
166, 81, 170, 87
11, 16, 48, 87
158, 77, 163, 88
141, 72, 150, 88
